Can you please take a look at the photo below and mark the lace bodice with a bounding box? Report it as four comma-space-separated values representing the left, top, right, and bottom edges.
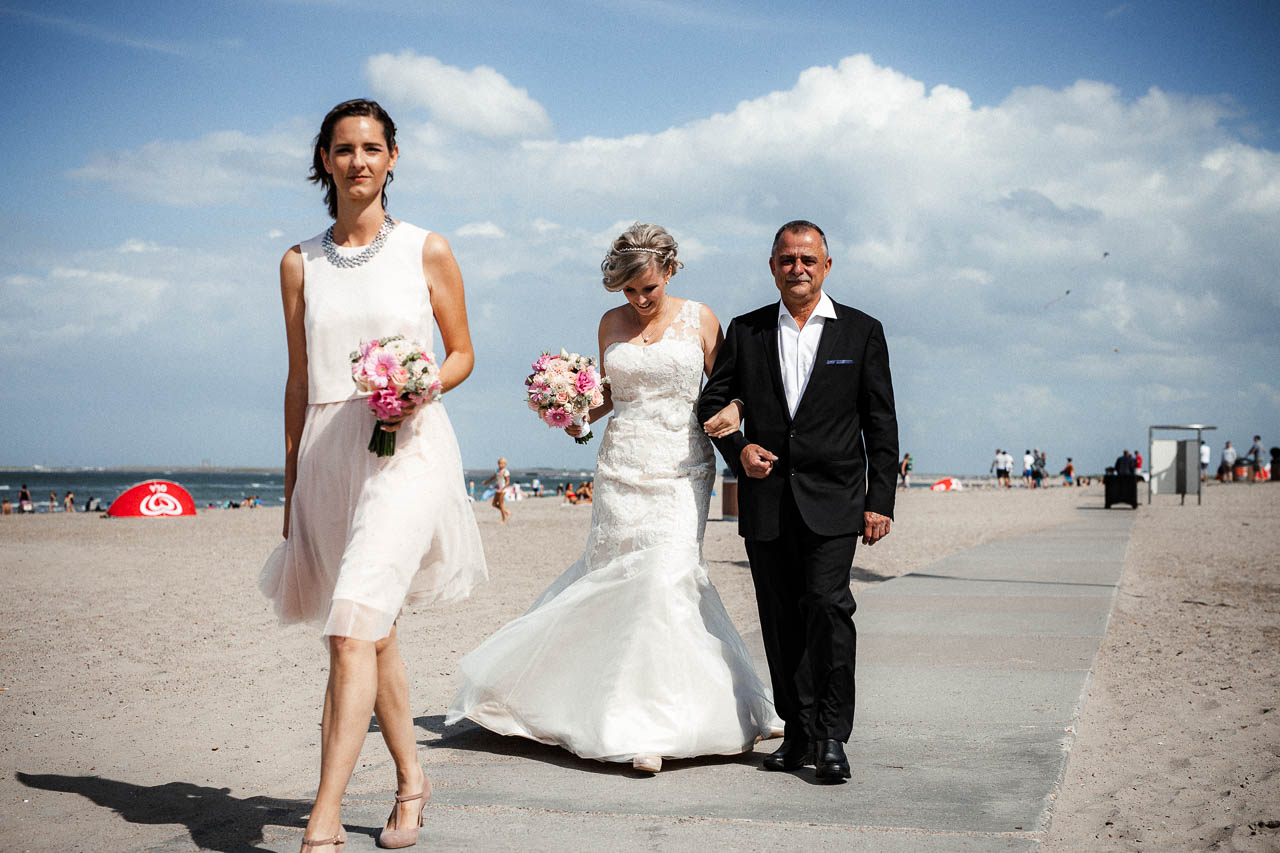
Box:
605, 299, 705, 420
585, 299, 715, 569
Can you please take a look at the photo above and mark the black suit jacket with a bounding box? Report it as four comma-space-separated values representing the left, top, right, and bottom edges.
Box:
698, 298, 899, 540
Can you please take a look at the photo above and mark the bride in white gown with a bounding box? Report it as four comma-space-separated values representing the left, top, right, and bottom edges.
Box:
447, 223, 780, 772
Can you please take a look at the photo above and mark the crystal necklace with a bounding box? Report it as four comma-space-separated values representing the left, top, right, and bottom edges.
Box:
322, 214, 396, 268
634, 298, 673, 344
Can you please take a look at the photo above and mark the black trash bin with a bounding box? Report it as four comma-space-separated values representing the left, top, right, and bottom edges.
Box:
1104, 472, 1139, 508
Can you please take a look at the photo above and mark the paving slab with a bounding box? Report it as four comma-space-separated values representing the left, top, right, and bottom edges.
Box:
154, 508, 1132, 852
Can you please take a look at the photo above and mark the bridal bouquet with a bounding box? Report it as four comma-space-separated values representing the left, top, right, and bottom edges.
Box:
350, 336, 443, 457
525, 349, 605, 445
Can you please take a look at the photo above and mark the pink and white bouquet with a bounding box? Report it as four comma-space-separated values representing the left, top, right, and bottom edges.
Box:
350, 335, 443, 457
525, 349, 606, 445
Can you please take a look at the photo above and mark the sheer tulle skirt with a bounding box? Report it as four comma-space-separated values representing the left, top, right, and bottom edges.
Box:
259, 398, 487, 641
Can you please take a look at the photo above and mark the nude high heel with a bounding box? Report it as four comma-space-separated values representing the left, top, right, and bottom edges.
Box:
300, 831, 345, 851
632, 755, 662, 773
377, 788, 429, 848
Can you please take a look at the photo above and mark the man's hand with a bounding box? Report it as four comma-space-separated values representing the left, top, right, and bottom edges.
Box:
740, 444, 778, 479
862, 511, 891, 545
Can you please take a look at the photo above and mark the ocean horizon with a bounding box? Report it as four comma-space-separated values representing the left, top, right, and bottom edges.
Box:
1, 464, 1003, 513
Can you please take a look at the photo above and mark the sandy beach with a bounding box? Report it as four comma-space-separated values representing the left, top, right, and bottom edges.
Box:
2, 482, 1277, 850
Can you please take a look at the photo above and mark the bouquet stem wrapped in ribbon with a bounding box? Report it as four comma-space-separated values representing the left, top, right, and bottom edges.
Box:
525, 349, 606, 445
351, 336, 443, 457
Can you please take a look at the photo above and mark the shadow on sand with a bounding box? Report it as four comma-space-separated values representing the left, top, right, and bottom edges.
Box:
413, 713, 759, 779
15, 772, 310, 853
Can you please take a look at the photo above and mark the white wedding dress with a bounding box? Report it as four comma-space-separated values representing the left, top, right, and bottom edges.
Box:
447, 299, 779, 763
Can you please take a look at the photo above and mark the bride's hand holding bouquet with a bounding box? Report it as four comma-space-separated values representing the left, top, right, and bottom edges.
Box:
525, 349, 606, 445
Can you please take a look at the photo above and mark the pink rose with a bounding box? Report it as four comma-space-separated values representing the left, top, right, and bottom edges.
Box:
385, 365, 409, 392
531, 353, 552, 373
574, 369, 598, 393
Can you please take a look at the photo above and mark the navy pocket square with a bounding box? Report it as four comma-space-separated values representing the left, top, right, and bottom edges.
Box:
825, 359, 853, 365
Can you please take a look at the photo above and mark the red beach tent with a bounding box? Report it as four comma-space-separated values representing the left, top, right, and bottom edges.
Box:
107, 480, 197, 517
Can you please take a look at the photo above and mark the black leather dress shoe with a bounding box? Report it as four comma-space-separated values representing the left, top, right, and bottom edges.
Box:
762, 736, 812, 771
813, 739, 851, 782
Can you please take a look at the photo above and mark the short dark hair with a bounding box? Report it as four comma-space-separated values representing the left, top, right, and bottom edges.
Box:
772, 220, 828, 256
308, 99, 397, 219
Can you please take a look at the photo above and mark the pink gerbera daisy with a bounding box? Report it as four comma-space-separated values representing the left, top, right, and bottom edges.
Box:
542, 406, 574, 429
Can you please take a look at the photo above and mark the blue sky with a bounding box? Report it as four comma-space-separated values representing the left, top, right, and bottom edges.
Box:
2, 0, 1277, 474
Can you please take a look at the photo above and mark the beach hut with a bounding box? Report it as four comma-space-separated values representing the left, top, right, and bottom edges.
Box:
107, 480, 197, 517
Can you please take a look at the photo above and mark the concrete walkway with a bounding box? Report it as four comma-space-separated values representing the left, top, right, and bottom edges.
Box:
219, 508, 1134, 852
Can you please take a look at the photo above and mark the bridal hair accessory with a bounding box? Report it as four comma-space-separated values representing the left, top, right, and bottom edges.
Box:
323, 214, 397, 268
615, 247, 663, 255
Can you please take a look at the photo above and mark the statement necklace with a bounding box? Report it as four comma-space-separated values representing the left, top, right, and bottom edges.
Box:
322, 214, 396, 268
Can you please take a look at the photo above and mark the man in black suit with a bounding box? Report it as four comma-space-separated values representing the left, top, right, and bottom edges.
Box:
698, 220, 899, 783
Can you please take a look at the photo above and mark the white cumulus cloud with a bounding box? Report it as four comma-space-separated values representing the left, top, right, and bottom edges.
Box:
366, 51, 552, 139
455, 221, 506, 238
66, 123, 310, 205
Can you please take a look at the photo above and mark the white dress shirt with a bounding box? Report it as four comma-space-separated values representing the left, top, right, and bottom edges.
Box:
777, 292, 837, 418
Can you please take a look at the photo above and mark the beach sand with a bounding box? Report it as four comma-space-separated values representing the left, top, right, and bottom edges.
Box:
1, 482, 1276, 850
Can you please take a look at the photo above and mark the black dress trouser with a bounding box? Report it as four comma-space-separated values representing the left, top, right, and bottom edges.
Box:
744, 485, 859, 743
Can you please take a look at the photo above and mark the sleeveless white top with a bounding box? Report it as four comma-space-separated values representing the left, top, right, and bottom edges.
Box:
300, 222, 435, 404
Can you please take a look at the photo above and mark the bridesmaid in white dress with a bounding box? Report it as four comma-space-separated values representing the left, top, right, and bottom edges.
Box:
259, 99, 486, 851
448, 223, 780, 773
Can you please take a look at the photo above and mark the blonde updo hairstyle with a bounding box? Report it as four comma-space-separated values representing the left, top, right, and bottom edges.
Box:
600, 222, 684, 292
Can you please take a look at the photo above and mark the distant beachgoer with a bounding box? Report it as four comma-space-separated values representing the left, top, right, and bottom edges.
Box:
556, 482, 565, 497
1, 497, 12, 515
563, 483, 577, 504
483, 457, 511, 523
899, 453, 912, 488
989, 449, 1003, 485
18, 484, 33, 513
530, 477, 543, 497
48, 491, 57, 512
63, 491, 76, 513
1219, 441, 1237, 482
1032, 450, 1046, 488
1023, 450, 1035, 487
1060, 458, 1074, 486
998, 450, 1013, 487
1200, 440, 1211, 482
1134, 449, 1143, 473
1246, 435, 1264, 483
257, 98, 486, 850
467, 479, 475, 501
85, 496, 101, 512
1114, 449, 1136, 476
